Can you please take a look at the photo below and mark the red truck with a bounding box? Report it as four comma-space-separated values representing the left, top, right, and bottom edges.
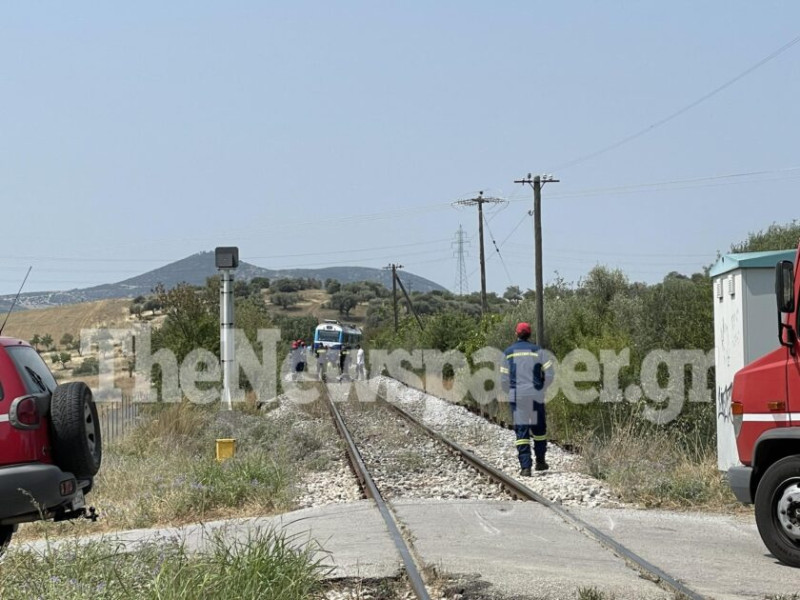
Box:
0, 337, 100, 551
729, 247, 800, 567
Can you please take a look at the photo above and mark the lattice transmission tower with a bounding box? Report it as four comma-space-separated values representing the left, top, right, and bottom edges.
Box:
452, 225, 470, 295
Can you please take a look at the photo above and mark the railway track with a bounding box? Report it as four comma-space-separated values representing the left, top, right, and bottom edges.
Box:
317, 380, 707, 600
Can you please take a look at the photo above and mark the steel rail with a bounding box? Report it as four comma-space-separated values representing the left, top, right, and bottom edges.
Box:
381, 396, 707, 600
319, 384, 431, 600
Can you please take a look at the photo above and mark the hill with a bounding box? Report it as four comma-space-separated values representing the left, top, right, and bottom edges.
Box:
0, 299, 132, 344
0, 251, 447, 310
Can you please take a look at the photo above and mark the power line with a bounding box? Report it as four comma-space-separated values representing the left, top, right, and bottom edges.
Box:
482, 213, 513, 287
507, 167, 800, 203
550, 33, 800, 172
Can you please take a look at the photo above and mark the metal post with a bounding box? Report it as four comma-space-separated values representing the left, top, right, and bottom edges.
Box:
220, 270, 235, 410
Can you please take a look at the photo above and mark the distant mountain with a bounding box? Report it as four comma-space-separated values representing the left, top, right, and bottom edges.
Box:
0, 252, 448, 310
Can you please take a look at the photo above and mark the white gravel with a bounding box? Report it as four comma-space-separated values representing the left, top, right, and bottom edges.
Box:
264, 392, 362, 509
376, 377, 623, 508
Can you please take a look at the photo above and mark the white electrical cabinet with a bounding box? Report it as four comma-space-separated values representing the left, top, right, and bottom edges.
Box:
710, 249, 795, 471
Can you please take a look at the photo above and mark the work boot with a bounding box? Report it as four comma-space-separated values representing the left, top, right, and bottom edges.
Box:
534, 459, 549, 472
519, 468, 532, 477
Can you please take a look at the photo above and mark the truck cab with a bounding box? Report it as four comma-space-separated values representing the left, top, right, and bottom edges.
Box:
729, 246, 800, 567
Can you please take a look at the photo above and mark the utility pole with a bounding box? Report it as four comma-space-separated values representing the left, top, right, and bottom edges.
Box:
394, 273, 424, 331
453, 191, 504, 313
514, 174, 559, 347
385, 263, 403, 332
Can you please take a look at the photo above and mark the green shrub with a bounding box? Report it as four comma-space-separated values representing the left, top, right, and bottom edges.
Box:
71, 356, 99, 376
0, 528, 326, 599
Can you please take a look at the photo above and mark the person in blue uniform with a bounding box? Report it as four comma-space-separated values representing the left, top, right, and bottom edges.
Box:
500, 322, 555, 476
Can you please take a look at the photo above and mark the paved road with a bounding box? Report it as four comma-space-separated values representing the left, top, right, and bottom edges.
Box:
17, 500, 800, 599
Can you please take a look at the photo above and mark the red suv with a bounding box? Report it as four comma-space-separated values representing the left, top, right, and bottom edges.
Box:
0, 337, 101, 551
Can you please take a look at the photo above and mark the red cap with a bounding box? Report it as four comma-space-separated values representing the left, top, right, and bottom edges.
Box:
291, 341, 298, 349
515, 322, 531, 337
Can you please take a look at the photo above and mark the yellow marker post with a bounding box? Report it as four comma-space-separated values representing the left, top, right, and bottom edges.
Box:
215, 438, 236, 462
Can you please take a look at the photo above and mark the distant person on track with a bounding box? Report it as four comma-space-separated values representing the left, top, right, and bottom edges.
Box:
500, 322, 555, 476
295, 340, 306, 378
327, 345, 340, 379
355, 344, 366, 380
290, 341, 300, 380
315, 344, 327, 381
339, 345, 349, 380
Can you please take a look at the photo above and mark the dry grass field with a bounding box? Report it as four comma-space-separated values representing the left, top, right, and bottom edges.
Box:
0, 299, 133, 346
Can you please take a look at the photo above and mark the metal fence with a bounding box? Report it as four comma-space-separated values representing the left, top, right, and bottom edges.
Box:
97, 395, 143, 443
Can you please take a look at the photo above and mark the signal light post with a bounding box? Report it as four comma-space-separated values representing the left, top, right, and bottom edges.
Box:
216, 247, 239, 410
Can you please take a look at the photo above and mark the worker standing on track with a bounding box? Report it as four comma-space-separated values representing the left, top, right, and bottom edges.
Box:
327, 345, 340, 379
339, 345, 349, 380
500, 322, 555, 476
355, 344, 366, 380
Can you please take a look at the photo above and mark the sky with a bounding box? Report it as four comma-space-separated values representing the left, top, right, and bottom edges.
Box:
2, 2, 799, 296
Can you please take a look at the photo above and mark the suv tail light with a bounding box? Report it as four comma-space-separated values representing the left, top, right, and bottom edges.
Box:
9, 395, 41, 429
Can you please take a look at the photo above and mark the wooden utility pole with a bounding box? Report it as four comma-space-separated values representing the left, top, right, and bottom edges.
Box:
385, 263, 403, 332
514, 174, 559, 347
453, 191, 504, 313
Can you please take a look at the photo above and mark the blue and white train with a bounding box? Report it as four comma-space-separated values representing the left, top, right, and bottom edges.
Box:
313, 320, 362, 350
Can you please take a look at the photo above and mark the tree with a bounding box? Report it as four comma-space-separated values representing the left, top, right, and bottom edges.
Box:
330, 291, 358, 317
234, 280, 251, 298
31, 334, 41, 351
325, 279, 341, 295
732, 220, 800, 253
503, 285, 523, 305
270, 278, 303, 293
60, 333, 75, 349
151, 283, 218, 363
41, 334, 53, 350
51, 351, 72, 369
271, 292, 300, 310
250, 277, 271, 292
143, 299, 162, 314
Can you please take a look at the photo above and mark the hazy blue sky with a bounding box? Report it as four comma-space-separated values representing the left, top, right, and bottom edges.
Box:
2, 2, 799, 295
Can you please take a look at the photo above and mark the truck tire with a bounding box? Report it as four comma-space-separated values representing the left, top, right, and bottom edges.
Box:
754, 455, 800, 567
50, 382, 102, 478
0, 524, 15, 555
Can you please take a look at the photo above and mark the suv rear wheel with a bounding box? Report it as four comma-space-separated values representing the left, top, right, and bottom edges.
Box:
50, 382, 102, 478
755, 455, 800, 567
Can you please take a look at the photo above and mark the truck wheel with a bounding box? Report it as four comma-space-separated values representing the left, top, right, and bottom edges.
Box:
50, 382, 102, 478
0, 525, 15, 555
755, 455, 800, 567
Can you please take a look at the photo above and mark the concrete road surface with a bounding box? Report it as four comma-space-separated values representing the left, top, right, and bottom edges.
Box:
16, 500, 800, 599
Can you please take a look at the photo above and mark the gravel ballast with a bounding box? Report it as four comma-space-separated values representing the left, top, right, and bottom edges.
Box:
334, 393, 515, 502
375, 377, 622, 508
